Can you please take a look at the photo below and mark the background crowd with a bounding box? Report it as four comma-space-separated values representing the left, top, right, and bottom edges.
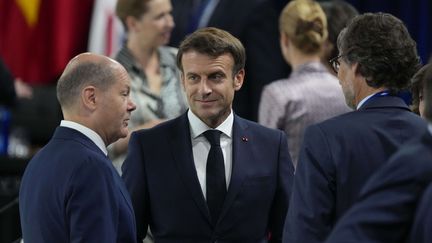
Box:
0, 0, 432, 242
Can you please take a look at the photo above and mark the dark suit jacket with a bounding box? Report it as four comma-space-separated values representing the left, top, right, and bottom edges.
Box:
283, 95, 427, 243
170, 0, 290, 121
408, 180, 432, 243
19, 127, 137, 243
0, 58, 16, 106
122, 113, 294, 242
325, 130, 432, 243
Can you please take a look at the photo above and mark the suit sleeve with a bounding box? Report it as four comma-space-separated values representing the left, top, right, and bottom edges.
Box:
408, 183, 432, 243
66, 159, 120, 243
325, 148, 432, 243
283, 125, 337, 243
122, 132, 149, 241
268, 130, 294, 242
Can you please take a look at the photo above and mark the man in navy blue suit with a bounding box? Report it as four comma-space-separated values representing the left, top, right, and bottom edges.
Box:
19, 53, 137, 243
283, 13, 426, 243
325, 63, 432, 243
122, 27, 294, 242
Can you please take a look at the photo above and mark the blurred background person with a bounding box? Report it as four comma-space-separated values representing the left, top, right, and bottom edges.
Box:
0, 58, 33, 107
410, 63, 430, 117
169, 0, 290, 121
111, 0, 188, 172
319, 0, 358, 75
259, 0, 350, 166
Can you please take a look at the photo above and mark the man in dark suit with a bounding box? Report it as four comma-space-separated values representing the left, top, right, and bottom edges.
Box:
19, 53, 137, 243
323, 62, 432, 243
122, 27, 294, 242
283, 13, 426, 243
170, 0, 289, 121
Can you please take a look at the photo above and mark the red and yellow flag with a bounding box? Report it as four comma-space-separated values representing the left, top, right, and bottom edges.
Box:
0, 0, 94, 85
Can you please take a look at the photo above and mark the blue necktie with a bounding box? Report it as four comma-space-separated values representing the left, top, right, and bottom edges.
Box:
203, 130, 226, 225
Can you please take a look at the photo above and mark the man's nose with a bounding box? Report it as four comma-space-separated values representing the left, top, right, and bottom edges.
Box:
198, 79, 212, 96
128, 98, 137, 111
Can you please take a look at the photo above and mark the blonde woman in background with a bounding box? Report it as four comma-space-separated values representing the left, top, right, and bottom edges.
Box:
258, 0, 350, 166
110, 0, 188, 173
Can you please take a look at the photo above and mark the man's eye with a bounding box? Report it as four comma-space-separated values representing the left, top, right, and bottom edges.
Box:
188, 75, 198, 81
210, 74, 223, 81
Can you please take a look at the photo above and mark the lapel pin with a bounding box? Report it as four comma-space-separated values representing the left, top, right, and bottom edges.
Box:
242, 137, 248, 142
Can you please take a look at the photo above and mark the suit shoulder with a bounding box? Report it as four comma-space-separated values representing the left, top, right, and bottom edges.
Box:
237, 116, 284, 137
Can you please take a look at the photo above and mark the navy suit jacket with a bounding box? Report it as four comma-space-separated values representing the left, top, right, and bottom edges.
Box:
283, 95, 427, 243
122, 113, 294, 242
19, 127, 137, 243
408, 180, 432, 243
325, 129, 432, 243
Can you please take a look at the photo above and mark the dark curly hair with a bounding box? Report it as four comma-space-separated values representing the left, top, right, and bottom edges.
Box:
337, 13, 420, 92
423, 63, 432, 121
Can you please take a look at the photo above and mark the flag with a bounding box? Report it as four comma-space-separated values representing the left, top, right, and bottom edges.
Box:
88, 0, 125, 57
0, 0, 94, 85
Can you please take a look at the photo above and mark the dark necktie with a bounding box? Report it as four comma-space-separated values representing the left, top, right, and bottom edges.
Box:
203, 130, 226, 225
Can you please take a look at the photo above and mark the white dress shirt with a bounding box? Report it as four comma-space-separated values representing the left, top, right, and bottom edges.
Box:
187, 110, 233, 199
60, 120, 108, 156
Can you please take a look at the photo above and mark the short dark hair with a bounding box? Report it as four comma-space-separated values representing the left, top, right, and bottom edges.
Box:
422, 64, 432, 121
116, 0, 150, 30
320, 0, 358, 59
410, 64, 430, 114
57, 62, 114, 109
337, 13, 420, 92
176, 27, 246, 75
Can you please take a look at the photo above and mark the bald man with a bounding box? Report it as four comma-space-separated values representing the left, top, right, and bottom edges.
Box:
19, 53, 137, 243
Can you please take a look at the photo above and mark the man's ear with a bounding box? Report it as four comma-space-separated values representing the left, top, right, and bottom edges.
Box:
233, 69, 245, 91
81, 85, 97, 111
351, 62, 360, 76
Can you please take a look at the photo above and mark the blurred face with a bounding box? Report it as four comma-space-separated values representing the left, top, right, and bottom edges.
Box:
181, 51, 244, 128
419, 91, 425, 117
98, 66, 136, 145
337, 57, 357, 109
133, 0, 174, 47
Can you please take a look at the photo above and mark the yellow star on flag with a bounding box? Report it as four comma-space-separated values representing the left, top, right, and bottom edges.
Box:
16, 0, 42, 27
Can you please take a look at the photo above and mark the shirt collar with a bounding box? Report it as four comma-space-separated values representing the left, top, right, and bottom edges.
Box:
357, 92, 376, 110
187, 109, 233, 139
60, 120, 108, 156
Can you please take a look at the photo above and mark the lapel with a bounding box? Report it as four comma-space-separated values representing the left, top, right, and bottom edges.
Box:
169, 113, 212, 223
54, 127, 135, 215
218, 115, 254, 223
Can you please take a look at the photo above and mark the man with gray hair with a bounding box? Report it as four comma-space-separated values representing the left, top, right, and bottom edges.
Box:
326, 61, 432, 243
284, 12, 426, 243
19, 53, 137, 243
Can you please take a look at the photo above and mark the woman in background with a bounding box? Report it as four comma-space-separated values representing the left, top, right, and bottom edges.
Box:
111, 0, 187, 172
259, 0, 350, 166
